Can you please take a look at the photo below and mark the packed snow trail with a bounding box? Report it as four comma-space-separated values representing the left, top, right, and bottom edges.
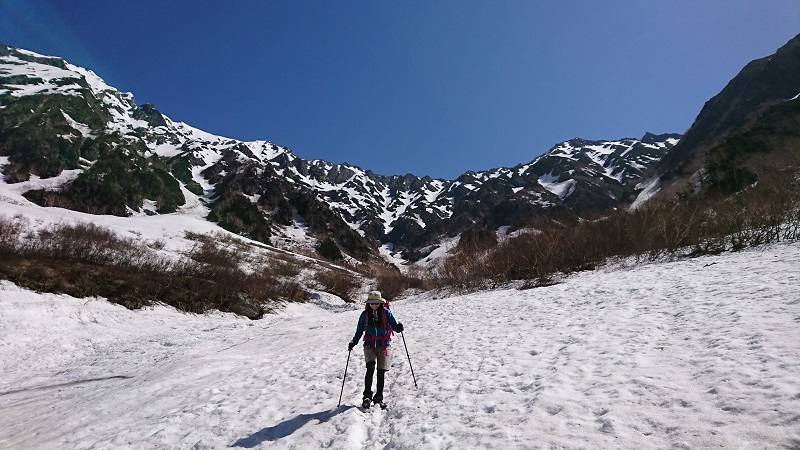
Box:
1, 242, 800, 449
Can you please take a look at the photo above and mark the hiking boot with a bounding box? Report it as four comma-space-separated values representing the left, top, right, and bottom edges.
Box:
372, 394, 387, 409
362, 396, 371, 409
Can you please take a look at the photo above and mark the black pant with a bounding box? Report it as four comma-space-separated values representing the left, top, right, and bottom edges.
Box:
363, 361, 387, 401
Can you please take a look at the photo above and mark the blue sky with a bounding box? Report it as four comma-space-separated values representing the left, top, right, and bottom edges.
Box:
1, 1, 798, 179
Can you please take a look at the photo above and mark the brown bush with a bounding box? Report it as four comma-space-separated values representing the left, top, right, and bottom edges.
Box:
0, 220, 314, 318
316, 268, 361, 302
371, 264, 429, 300
0, 214, 25, 258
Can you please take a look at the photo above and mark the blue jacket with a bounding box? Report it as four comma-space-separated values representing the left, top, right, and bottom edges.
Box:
352, 308, 399, 348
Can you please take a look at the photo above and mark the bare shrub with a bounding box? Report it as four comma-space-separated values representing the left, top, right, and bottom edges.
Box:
0, 214, 26, 257
431, 244, 491, 292
316, 268, 360, 302
782, 192, 800, 241
0, 223, 298, 318
264, 255, 303, 278
17, 221, 140, 267
148, 239, 166, 251
371, 264, 428, 300
182, 237, 242, 278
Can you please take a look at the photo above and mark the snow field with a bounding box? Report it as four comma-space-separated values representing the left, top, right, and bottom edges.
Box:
1, 242, 799, 449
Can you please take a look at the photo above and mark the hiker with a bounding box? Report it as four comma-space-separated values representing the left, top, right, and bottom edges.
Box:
348, 290, 404, 409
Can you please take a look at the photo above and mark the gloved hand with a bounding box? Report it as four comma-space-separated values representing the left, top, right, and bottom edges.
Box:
395, 323, 404, 333
348, 340, 357, 351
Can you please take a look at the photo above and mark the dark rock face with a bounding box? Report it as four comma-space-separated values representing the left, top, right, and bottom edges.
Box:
133, 104, 168, 128
652, 33, 800, 199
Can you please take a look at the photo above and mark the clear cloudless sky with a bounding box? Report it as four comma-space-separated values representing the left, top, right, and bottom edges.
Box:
1, 1, 798, 179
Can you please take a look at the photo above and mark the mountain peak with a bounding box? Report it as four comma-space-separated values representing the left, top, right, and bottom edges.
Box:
652, 32, 800, 199
641, 132, 682, 144
133, 104, 168, 128
1, 41, 680, 262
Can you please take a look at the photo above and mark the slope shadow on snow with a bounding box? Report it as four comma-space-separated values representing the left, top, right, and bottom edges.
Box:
231, 405, 355, 447
0, 375, 133, 396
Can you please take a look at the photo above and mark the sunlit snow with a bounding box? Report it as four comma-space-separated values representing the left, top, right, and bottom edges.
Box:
538, 172, 577, 199
0, 107, 798, 450
2, 238, 798, 449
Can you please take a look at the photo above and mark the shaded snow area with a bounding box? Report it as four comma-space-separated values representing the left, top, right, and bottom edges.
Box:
2, 243, 800, 449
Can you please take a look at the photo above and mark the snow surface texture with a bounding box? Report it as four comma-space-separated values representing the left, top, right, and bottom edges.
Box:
2, 243, 799, 449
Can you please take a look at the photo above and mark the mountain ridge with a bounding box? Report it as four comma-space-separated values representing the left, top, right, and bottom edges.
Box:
1, 41, 679, 262
649, 33, 800, 200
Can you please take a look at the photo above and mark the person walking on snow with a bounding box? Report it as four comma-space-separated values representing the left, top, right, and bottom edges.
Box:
348, 290, 404, 409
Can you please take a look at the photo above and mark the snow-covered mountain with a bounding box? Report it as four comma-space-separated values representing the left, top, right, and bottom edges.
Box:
2, 40, 799, 450
0, 42, 679, 262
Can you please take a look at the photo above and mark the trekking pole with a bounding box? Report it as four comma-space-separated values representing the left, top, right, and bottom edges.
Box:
400, 332, 418, 388
337, 348, 352, 407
